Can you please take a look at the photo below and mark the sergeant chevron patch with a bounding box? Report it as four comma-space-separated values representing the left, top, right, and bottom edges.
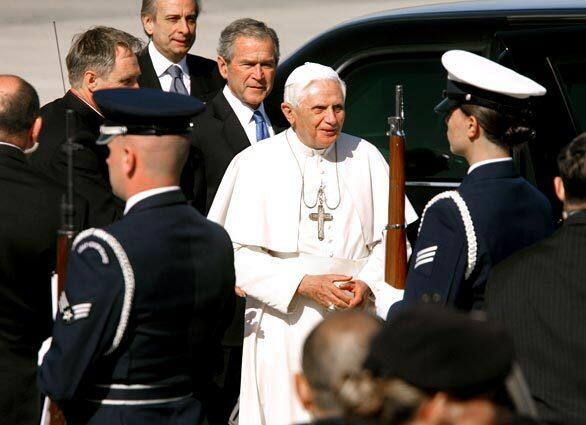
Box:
414, 245, 438, 270
59, 292, 92, 324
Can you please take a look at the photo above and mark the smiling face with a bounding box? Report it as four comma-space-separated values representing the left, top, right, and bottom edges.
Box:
284, 79, 346, 150
218, 36, 277, 109
142, 0, 197, 63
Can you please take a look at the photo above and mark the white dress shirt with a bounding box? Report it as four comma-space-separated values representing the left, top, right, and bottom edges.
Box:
148, 42, 191, 94
222, 85, 275, 145
123, 186, 180, 215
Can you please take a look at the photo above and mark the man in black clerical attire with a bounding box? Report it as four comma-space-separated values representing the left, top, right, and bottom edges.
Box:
487, 133, 586, 425
137, 0, 224, 103
29, 26, 142, 227
0, 75, 86, 425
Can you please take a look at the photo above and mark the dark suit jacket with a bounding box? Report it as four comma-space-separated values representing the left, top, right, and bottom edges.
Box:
487, 211, 586, 425
0, 144, 87, 425
39, 190, 235, 425
137, 48, 224, 104
29, 90, 123, 227
390, 161, 554, 317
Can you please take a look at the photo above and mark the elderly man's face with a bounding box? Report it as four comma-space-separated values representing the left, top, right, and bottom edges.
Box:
218, 36, 277, 109
143, 0, 197, 63
94, 46, 140, 91
292, 80, 345, 150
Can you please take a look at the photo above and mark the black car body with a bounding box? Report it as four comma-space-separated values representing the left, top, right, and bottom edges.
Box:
267, 0, 586, 221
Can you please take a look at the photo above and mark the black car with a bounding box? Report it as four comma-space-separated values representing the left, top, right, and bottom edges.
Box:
267, 0, 586, 221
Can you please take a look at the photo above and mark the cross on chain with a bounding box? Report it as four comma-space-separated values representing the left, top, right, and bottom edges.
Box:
309, 187, 333, 241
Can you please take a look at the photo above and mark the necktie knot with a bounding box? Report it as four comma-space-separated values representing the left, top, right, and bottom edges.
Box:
167, 65, 188, 95
252, 110, 269, 142
167, 65, 183, 78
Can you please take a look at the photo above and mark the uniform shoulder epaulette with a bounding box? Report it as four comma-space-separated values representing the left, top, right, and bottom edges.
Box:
419, 191, 478, 280
72, 228, 135, 355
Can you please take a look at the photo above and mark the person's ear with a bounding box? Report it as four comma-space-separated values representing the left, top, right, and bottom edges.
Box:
217, 56, 229, 80
122, 145, 137, 178
281, 102, 296, 127
554, 176, 566, 204
467, 114, 480, 140
142, 14, 155, 37
415, 392, 448, 424
84, 70, 99, 92
294, 373, 314, 412
29, 116, 42, 145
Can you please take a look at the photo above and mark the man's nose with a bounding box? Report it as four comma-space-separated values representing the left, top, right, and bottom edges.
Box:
177, 17, 190, 34
324, 107, 337, 124
251, 64, 263, 80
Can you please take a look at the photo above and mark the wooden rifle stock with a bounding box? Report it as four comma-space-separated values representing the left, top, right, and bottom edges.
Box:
384, 85, 407, 289
46, 110, 79, 425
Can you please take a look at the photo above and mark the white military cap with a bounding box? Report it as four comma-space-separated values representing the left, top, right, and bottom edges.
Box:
435, 50, 546, 114
284, 62, 340, 89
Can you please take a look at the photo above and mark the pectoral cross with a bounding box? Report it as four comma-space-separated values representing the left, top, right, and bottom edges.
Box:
309, 187, 333, 241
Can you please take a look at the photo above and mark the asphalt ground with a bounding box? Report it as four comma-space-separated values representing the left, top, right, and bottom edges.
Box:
0, 0, 461, 105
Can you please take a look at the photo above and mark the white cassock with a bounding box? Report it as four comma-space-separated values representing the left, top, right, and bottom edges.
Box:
208, 128, 417, 425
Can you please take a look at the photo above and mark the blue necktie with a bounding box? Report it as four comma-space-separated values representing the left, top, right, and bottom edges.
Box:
167, 65, 189, 96
252, 110, 270, 142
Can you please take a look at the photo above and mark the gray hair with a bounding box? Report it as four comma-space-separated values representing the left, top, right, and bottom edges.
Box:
66, 26, 143, 89
284, 77, 346, 108
217, 18, 280, 64
140, 0, 201, 38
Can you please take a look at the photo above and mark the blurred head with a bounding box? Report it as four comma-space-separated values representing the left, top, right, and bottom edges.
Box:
282, 62, 346, 150
217, 18, 279, 109
67, 26, 142, 107
296, 311, 381, 420
106, 133, 190, 200
554, 133, 586, 214
0, 75, 42, 153
141, 0, 199, 63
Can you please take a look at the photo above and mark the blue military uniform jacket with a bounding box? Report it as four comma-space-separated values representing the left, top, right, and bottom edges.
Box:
38, 189, 235, 425
389, 160, 553, 315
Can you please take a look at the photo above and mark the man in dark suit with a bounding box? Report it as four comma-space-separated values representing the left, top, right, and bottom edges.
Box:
38, 88, 236, 425
0, 75, 86, 425
29, 26, 142, 228
487, 133, 586, 425
138, 0, 224, 103
191, 18, 282, 214
185, 19, 281, 424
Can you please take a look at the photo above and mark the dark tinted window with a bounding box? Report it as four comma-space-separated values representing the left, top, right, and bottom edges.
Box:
556, 58, 586, 132
341, 54, 468, 181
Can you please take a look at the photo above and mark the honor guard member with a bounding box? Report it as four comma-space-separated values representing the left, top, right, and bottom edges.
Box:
38, 88, 236, 425
389, 51, 554, 317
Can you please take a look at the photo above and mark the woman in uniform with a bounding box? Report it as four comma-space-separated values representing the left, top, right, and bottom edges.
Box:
389, 50, 555, 315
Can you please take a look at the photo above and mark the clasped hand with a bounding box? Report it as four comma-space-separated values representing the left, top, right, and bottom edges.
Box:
297, 274, 370, 310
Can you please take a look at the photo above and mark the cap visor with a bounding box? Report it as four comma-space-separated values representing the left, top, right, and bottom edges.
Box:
434, 98, 460, 115
96, 134, 117, 145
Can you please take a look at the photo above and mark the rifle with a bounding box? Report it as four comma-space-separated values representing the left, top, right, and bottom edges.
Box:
384, 85, 407, 289
44, 110, 81, 425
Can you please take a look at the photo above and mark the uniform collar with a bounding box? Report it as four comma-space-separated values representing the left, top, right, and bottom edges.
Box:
565, 209, 586, 226
463, 158, 517, 184
222, 85, 270, 131
148, 41, 189, 80
467, 157, 513, 174
0, 141, 23, 152
124, 186, 181, 215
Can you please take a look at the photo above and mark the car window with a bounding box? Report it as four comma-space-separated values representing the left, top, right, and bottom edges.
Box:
341, 54, 468, 181
556, 58, 586, 133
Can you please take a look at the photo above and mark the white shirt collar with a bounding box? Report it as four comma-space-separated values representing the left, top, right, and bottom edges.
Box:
148, 41, 189, 79
124, 186, 180, 215
286, 128, 328, 160
222, 85, 269, 130
0, 141, 22, 152
467, 157, 513, 174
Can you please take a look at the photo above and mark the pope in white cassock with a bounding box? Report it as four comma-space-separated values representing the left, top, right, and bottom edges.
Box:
208, 62, 417, 425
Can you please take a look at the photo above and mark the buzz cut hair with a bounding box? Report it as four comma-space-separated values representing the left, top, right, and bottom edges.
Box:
217, 18, 280, 65
558, 133, 586, 203
66, 26, 143, 89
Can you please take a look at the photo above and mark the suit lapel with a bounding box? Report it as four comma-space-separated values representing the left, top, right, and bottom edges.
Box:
137, 49, 163, 90
212, 93, 251, 155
